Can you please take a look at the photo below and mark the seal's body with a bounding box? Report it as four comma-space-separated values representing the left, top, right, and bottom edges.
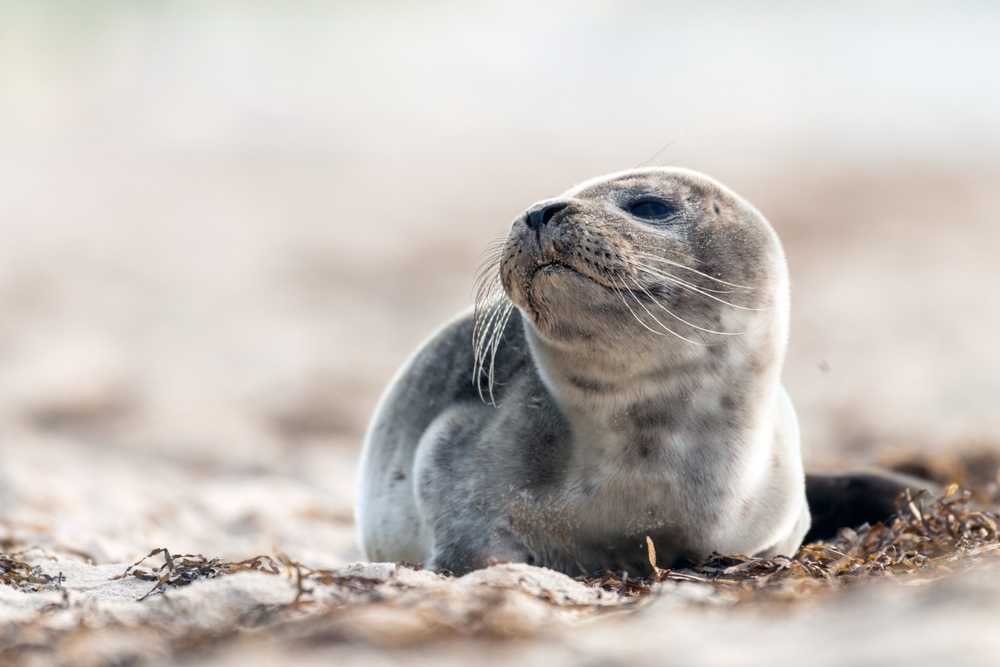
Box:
357, 167, 810, 575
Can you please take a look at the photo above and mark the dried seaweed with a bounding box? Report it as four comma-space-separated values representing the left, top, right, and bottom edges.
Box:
111, 547, 390, 607
113, 548, 281, 600
271, 552, 387, 606
585, 484, 1000, 600
0, 553, 63, 592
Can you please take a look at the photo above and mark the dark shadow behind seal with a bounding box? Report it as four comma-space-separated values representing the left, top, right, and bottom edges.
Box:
804, 471, 941, 543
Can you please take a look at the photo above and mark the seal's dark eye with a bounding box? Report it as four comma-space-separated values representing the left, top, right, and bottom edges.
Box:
628, 199, 674, 220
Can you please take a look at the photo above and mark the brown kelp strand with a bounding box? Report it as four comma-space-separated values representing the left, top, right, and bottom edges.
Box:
113, 548, 282, 601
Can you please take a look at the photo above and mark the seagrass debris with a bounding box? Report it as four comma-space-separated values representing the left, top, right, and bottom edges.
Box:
633, 485, 1000, 598
106, 547, 386, 605
0, 553, 63, 592
110, 548, 285, 601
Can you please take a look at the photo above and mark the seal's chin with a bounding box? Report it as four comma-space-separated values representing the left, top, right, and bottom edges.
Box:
525, 263, 623, 336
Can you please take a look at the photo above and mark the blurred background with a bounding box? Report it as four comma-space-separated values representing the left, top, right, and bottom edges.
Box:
1, 0, 999, 565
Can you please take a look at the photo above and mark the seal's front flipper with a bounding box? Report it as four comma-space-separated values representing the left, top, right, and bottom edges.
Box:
803, 471, 941, 543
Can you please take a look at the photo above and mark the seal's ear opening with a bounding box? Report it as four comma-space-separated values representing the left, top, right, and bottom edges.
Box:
803, 472, 941, 543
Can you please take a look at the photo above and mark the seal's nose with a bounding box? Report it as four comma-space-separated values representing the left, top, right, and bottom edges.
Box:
526, 202, 568, 230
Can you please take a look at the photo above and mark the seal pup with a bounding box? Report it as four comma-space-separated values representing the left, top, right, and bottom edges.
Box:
356, 167, 810, 576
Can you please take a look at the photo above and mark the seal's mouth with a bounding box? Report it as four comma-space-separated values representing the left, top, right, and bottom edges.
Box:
528, 261, 572, 284
526, 262, 600, 296
527, 261, 621, 292
524, 261, 624, 322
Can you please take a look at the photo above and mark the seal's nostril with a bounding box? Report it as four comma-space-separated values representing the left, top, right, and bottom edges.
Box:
527, 202, 568, 230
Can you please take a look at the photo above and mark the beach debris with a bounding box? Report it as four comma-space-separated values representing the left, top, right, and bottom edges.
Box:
113, 548, 281, 601
112, 548, 390, 604
584, 484, 1000, 600
0, 553, 64, 592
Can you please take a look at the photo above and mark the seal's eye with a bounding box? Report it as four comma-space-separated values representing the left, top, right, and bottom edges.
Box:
628, 199, 674, 220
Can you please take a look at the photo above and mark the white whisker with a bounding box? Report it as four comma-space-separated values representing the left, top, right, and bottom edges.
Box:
613, 276, 709, 346
473, 250, 515, 405
636, 266, 775, 312
627, 276, 764, 337
632, 251, 753, 290
632, 259, 742, 294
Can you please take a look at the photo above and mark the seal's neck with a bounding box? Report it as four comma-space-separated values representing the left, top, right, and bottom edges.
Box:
521, 313, 783, 468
